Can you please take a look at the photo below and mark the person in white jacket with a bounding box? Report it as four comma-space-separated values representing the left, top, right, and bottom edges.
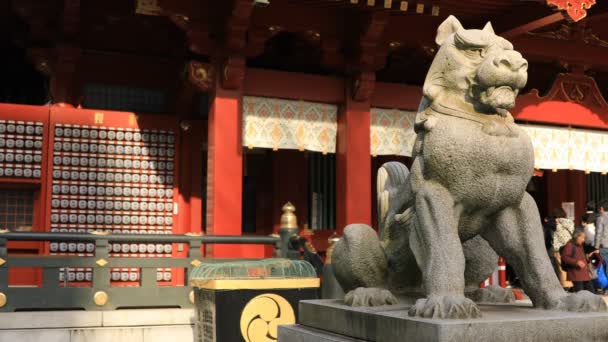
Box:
583, 213, 596, 247
595, 201, 608, 262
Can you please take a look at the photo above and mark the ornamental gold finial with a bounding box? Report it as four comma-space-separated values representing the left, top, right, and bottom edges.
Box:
326, 233, 341, 264
280, 202, 298, 229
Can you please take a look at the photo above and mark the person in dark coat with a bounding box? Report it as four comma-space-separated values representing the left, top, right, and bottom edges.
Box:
561, 230, 599, 293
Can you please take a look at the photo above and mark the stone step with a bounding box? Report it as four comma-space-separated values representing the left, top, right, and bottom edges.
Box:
279, 325, 365, 342
295, 299, 608, 342
0, 309, 195, 342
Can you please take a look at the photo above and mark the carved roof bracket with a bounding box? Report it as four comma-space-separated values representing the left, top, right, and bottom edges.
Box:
351, 71, 376, 103
349, 11, 390, 102
62, 0, 80, 40
546, 0, 597, 22
224, 0, 255, 54
221, 56, 246, 90
356, 11, 390, 71
217, 0, 255, 90
187, 61, 215, 93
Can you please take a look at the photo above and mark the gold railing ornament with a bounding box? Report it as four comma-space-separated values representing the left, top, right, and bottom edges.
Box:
280, 202, 298, 229
185, 232, 204, 237
0, 292, 6, 308
325, 233, 341, 264
90, 230, 111, 235
93, 291, 108, 306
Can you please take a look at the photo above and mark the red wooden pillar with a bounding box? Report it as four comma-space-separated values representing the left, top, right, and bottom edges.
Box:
189, 121, 204, 233
205, 75, 243, 257
336, 93, 372, 233
50, 45, 82, 107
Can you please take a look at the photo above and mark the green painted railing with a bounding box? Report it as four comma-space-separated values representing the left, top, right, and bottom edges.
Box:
0, 231, 296, 311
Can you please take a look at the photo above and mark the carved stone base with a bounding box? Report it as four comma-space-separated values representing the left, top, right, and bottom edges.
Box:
278, 299, 608, 342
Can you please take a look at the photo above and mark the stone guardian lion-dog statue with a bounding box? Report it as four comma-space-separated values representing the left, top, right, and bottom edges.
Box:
331, 15, 607, 319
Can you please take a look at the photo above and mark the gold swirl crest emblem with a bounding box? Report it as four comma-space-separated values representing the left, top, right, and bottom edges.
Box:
240, 293, 295, 342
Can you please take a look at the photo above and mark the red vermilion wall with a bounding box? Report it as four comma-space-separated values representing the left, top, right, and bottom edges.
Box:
205, 85, 244, 257
336, 96, 372, 232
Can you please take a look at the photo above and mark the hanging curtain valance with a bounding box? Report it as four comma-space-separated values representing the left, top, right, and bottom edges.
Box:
368, 109, 608, 172
521, 124, 608, 173
370, 108, 417, 157
242, 96, 337, 154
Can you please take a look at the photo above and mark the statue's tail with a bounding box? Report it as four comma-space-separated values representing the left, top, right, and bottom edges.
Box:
377, 162, 413, 245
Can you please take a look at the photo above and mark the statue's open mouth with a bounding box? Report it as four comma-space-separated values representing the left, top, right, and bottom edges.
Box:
478, 85, 519, 110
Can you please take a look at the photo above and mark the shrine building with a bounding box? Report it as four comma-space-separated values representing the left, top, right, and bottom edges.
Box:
1, 0, 608, 287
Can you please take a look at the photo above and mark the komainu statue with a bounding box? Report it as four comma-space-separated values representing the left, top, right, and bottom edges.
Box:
332, 15, 608, 319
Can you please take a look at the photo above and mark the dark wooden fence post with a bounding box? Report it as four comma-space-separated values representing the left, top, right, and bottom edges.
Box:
0, 235, 7, 290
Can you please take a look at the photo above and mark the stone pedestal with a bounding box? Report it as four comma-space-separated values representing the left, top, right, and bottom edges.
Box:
278, 299, 608, 342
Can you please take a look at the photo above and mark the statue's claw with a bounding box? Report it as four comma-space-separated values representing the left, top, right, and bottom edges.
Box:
344, 287, 398, 307
467, 285, 515, 304
408, 295, 482, 319
552, 291, 607, 313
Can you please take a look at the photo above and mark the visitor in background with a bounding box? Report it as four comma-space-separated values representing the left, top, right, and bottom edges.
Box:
543, 214, 556, 252
595, 200, 608, 261
552, 208, 575, 289
582, 213, 596, 250
586, 201, 597, 219
561, 230, 598, 293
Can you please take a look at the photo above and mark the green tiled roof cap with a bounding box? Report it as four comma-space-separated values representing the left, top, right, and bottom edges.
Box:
189, 258, 316, 281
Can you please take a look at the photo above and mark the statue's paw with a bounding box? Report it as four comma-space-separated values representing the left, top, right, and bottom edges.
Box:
344, 287, 398, 307
554, 291, 607, 313
467, 285, 516, 304
408, 295, 482, 319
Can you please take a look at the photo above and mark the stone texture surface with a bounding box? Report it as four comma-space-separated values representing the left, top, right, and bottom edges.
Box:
141, 325, 195, 342
0, 329, 70, 342
0, 311, 102, 329
297, 299, 608, 342
331, 14, 607, 318
0, 309, 194, 342
70, 328, 143, 342
102, 308, 194, 327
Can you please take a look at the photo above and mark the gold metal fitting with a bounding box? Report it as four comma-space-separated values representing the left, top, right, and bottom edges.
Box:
189, 290, 195, 304
96, 258, 108, 267
280, 202, 298, 229
90, 230, 111, 235
0, 258, 6, 266
191, 259, 202, 267
326, 233, 341, 264
0, 292, 6, 308
93, 291, 108, 306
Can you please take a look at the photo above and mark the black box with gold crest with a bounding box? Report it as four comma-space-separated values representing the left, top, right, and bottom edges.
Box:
190, 259, 320, 342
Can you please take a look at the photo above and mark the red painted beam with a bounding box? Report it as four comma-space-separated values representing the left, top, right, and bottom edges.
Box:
244, 68, 422, 110
500, 12, 565, 39
243, 68, 345, 104
373, 83, 422, 110
512, 35, 608, 70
